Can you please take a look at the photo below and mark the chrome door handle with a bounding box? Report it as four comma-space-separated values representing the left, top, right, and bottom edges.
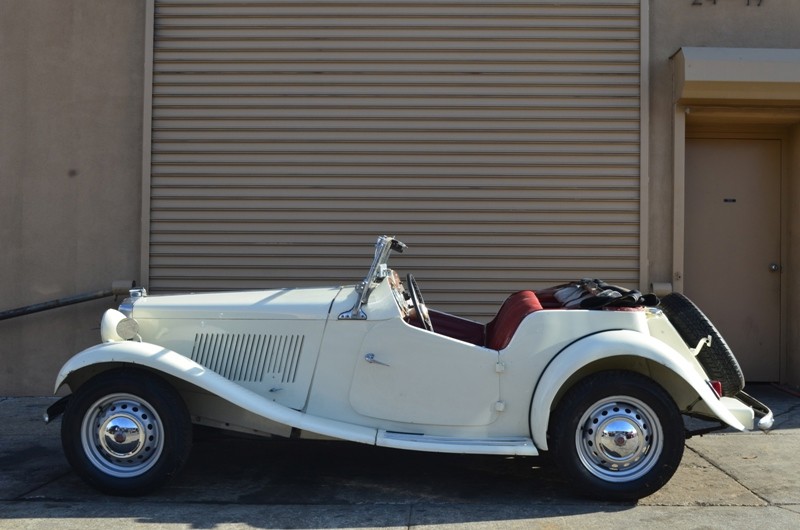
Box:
364, 353, 390, 367
769, 263, 781, 272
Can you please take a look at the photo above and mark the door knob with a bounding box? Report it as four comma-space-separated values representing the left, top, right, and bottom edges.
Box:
769, 263, 781, 272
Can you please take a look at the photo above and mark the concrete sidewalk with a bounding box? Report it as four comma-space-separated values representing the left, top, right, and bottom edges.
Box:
1, 384, 799, 529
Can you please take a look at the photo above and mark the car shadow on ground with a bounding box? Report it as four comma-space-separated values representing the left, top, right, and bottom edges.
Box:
172, 427, 584, 507
6, 426, 632, 528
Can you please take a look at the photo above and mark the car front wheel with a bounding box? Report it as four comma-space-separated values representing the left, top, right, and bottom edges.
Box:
550, 371, 685, 501
61, 368, 193, 496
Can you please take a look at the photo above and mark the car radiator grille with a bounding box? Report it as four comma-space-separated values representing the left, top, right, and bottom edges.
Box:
190, 333, 304, 384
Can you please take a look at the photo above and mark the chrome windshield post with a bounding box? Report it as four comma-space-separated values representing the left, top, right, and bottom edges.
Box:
339, 236, 402, 321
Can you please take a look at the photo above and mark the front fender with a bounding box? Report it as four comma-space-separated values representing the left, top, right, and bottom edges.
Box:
55, 341, 378, 445
529, 330, 746, 451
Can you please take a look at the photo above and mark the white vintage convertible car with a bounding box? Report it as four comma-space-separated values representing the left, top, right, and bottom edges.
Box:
46, 235, 772, 500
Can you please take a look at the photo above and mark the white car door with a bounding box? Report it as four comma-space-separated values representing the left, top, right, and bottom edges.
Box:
348, 318, 501, 426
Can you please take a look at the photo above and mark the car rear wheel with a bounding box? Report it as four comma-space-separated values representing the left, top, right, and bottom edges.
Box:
550, 371, 685, 501
61, 368, 192, 496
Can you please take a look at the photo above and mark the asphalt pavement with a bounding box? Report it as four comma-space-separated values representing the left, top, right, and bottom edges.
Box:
1, 384, 799, 529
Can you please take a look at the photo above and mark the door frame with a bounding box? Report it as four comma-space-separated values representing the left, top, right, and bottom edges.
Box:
672, 108, 789, 382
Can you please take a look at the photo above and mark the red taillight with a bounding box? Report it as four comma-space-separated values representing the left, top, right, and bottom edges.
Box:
709, 380, 723, 398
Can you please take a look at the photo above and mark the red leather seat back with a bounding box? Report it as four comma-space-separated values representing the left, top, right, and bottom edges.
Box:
485, 291, 543, 350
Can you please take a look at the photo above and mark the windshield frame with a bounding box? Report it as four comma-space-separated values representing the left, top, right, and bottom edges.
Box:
338, 235, 406, 320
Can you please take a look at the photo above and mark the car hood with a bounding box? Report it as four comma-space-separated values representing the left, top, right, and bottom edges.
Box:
130, 286, 345, 321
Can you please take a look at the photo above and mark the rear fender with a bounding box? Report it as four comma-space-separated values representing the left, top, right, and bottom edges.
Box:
530, 330, 746, 451
55, 341, 377, 445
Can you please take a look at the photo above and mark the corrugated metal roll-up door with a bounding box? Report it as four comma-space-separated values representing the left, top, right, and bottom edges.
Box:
149, 0, 642, 319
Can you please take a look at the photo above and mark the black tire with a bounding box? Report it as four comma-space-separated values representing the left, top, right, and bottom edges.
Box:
550, 371, 685, 501
659, 292, 745, 396
61, 368, 193, 496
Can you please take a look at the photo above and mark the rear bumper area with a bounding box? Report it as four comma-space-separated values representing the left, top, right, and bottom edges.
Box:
736, 390, 774, 431
690, 389, 774, 432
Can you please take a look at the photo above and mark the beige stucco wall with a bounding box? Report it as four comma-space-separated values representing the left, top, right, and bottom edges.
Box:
648, 0, 800, 283
0, 1, 145, 395
648, 0, 800, 386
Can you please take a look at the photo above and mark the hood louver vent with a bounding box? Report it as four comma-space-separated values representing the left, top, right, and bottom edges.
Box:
191, 333, 304, 384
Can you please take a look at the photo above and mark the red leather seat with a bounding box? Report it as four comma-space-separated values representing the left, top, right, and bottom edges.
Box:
484, 291, 543, 350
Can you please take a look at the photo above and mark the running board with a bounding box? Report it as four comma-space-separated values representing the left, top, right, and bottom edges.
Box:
376, 430, 538, 456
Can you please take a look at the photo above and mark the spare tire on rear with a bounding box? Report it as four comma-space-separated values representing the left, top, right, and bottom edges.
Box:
658, 293, 745, 397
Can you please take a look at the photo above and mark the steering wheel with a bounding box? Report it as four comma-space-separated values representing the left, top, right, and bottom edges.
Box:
406, 273, 434, 332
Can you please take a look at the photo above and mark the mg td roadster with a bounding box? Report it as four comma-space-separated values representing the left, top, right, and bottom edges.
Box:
46, 235, 773, 500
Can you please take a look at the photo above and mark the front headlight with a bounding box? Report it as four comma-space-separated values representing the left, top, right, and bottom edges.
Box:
100, 309, 140, 342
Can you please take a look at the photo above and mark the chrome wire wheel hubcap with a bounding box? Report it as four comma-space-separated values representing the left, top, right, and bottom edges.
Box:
575, 396, 663, 482
81, 393, 164, 478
